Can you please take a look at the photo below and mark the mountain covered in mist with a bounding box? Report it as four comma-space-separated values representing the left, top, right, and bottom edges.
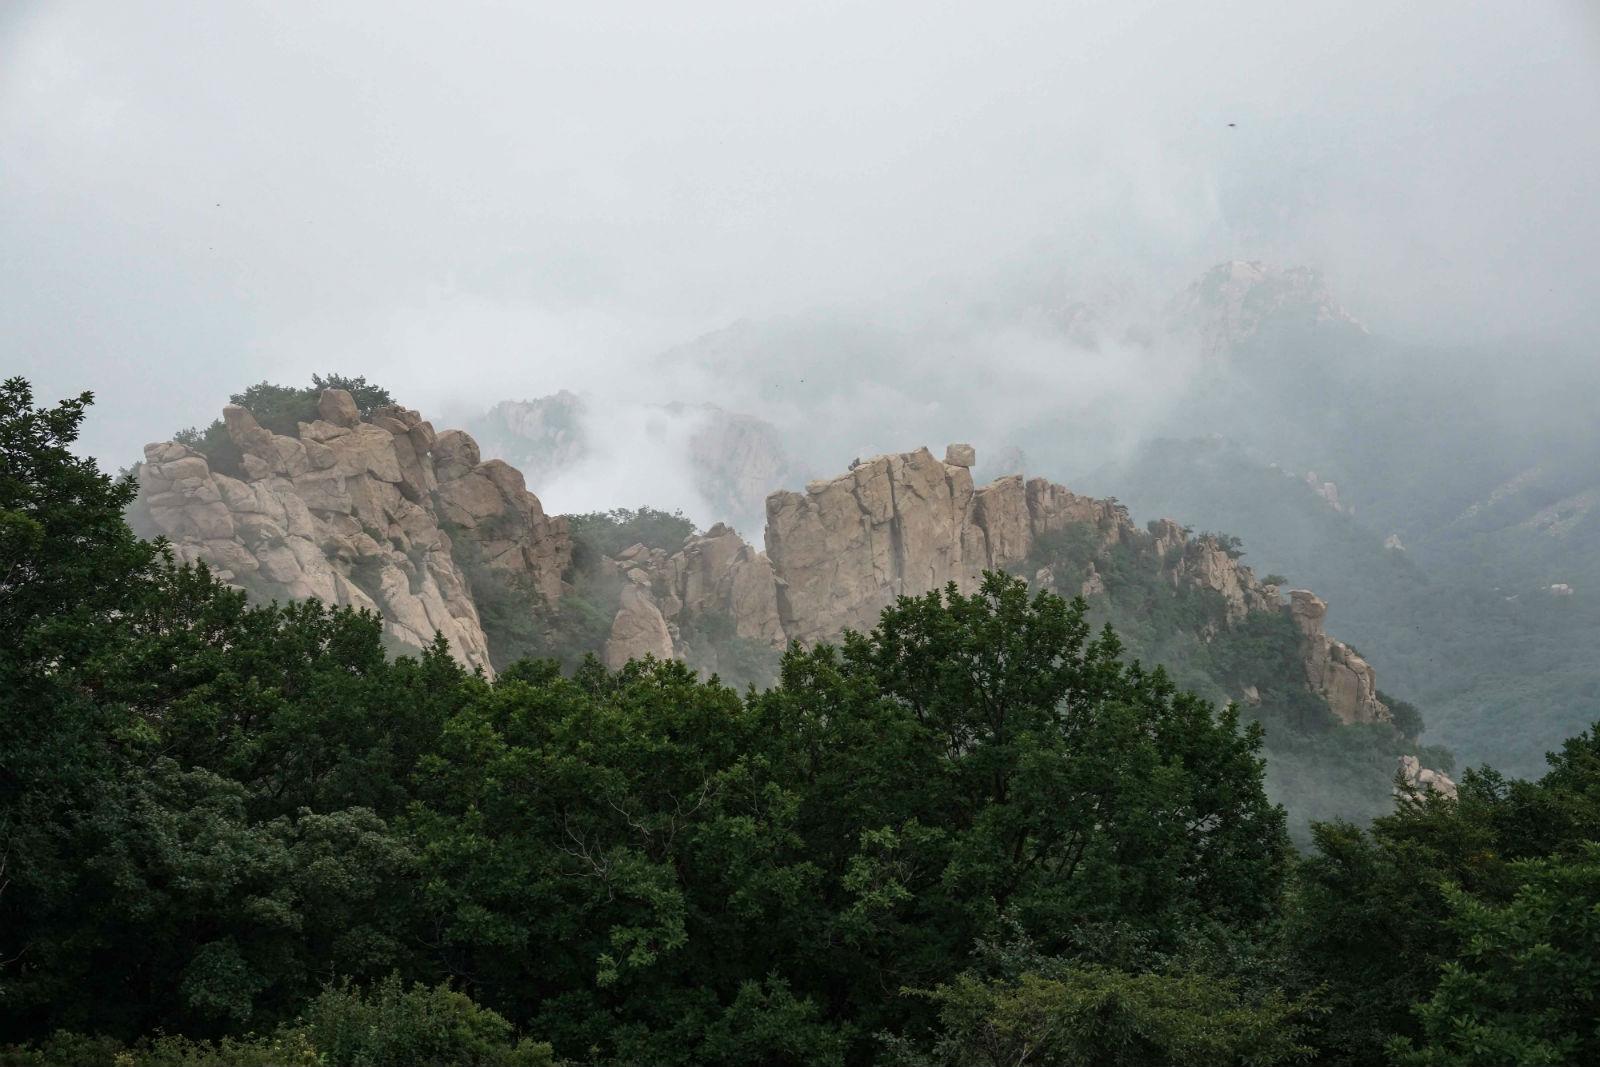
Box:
132, 380, 1452, 837
471, 259, 1591, 778
1081, 264, 1600, 777
121, 264, 1587, 828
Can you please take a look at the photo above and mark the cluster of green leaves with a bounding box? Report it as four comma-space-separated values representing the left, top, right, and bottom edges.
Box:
0, 977, 554, 1067
7, 378, 1600, 1066
1288, 726, 1600, 1065
565, 506, 695, 559
885, 928, 1313, 1067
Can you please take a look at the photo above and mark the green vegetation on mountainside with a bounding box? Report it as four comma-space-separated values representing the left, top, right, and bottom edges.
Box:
1092, 434, 1600, 779
7, 376, 1599, 1066
1018, 514, 1445, 840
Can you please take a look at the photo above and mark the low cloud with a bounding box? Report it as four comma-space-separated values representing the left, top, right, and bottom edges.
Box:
3, 1, 1595, 493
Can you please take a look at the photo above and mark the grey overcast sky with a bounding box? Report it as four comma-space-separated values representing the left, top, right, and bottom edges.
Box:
4, 1, 1598, 465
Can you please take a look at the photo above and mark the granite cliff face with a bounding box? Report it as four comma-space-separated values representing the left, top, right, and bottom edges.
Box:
136, 388, 571, 676
762, 444, 1122, 645
601, 443, 1393, 728
604, 523, 783, 672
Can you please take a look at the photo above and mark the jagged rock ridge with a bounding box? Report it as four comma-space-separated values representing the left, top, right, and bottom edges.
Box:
139, 398, 1402, 733
604, 443, 1394, 729
136, 389, 571, 676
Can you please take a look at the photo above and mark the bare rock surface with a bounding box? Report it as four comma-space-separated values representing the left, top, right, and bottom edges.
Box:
1397, 755, 1459, 800
1288, 590, 1391, 725
137, 389, 571, 677
604, 584, 674, 669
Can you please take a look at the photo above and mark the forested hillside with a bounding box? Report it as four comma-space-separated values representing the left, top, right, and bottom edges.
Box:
6, 381, 1600, 1066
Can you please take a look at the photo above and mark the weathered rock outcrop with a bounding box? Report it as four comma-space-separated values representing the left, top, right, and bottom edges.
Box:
761, 448, 1125, 646
604, 584, 675, 670
137, 389, 571, 676
603, 443, 1402, 733
604, 523, 784, 672
1397, 755, 1459, 800
1287, 590, 1391, 725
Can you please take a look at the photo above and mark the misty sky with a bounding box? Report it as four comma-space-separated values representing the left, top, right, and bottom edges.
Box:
4, 1, 1598, 469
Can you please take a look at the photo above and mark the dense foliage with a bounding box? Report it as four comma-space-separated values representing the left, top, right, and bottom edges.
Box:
4, 379, 1598, 1065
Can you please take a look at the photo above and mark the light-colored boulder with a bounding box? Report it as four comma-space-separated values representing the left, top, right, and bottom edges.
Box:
303, 438, 337, 470
298, 419, 352, 444
318, 388, 361, 428
944, 442, 976, 468
293, 471, 353, 515
143, 440, 193, 465
605, 585, 675, 669
1397, 755, 1458, 800
432, 430, 481, 483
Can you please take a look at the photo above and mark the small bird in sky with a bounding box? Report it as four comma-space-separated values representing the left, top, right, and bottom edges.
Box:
1227, 123, 1236, 128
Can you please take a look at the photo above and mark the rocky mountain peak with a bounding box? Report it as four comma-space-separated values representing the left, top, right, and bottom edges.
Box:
134, 388, 571, 677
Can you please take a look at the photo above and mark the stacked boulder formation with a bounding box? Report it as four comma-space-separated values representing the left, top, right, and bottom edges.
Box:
136, 388, 570, 676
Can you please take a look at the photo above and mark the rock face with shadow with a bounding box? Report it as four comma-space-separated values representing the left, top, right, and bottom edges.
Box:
135, 388, 570, 677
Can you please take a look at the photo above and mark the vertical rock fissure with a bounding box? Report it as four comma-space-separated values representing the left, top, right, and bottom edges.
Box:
885, 460, 906, 592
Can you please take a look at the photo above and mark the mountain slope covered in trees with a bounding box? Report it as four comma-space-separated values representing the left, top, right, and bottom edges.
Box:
8, 379, 1600, 1066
